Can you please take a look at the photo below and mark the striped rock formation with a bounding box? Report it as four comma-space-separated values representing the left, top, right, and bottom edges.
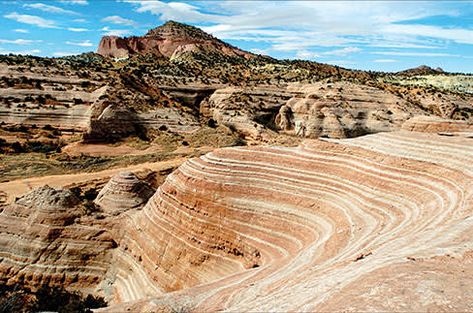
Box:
0, 186, 117, 294
94, 171, 154, 215
1, 128, 472, 311
402, 115, 473, 135
102, 129, 473, 311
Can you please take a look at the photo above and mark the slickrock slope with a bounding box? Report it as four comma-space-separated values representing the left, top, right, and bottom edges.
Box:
0, 186, 117, 294
102, 130, 473, 312
275, 82, 414, 138
402, 115, 473, 134
0, 62, 107, 130
94, 171, 154, 215
1, 129, 472, 311
205, 81, 472, 140
98, 21, 254, 60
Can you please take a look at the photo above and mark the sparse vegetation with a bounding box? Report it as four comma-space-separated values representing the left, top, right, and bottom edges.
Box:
0, 283, 106, 313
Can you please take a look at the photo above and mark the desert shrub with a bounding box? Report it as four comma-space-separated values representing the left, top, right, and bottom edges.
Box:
0, 283, 106, 313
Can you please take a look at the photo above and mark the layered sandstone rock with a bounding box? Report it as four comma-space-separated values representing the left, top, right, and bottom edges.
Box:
0, 65, 108, 130
275, 82, 415, 138
83, 102, 142, 142
206, 82, 419, 140
1, 131, 472, 311
402, 115, 473, 134
94, 172, 154, 215
0, 186, 117, 294
101, 131, 473, 311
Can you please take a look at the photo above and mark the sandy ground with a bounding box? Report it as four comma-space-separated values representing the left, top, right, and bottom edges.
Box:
0, 157, 188, 204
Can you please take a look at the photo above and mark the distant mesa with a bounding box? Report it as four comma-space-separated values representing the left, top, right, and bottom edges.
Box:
397, 65, 445, 76
97, 20, 255, 60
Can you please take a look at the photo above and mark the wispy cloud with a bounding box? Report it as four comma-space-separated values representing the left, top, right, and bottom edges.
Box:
66, 40, 93, 47
58, 0, 88, 5
371, 51, 458, 57
13, 29, 29, 33
326, 60, 357, 67
125, 1, 473, 62
101, 26, 131, 37
296, 50, 320, 60
67, 27, 89, 32
23, 3, 78, 15
373, 59, 398, 63
53, 51, 78, 57
0, 39, 42, 45
323, 47, 362, 57
4, 12, 58, 28
125, 0, 211, 22
102, 15, 136, 26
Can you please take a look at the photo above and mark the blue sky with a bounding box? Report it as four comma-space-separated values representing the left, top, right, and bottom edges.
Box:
1, 0, 473, 73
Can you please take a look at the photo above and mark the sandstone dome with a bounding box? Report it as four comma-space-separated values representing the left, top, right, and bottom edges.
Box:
94, 171, 154, 215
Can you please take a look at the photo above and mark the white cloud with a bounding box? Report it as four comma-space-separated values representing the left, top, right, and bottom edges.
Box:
4, 12, 58, 28
296, 50, 320, 60
53, 51, 77, 57
13, 29, 29, 33
58, 0, 88, 5
73, 18, 87, 23
67, 27, 89, 32
383, 24, 473, 45
124, 1, 473, 60
372, 51, 458, 57
250, 48, 269, 55
322, 47, 362, 56
66, 40, 93, 47
373, 59, 398, 63
125, 0, 212, 22
102, 15, 136, 26
101, 26, 131, 37
23, 3, 78, 15
0, 39, 42, 45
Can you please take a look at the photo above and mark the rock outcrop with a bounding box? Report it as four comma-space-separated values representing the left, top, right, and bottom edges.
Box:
83, 102, 142, 142
97, 21, 254, 60
205, 82, 423, 140
98, 130, 473, 311
1, 131, 473, 311
0, 186, 117, 294
94, 171, 154, 215
402, 115, 473, 134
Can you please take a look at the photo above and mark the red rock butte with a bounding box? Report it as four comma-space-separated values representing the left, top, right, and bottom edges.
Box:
97, 20, 254, 60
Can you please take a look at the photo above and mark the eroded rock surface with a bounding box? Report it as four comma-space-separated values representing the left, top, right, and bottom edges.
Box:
0, 186, 116, 294
1, 130, 473, 311
94, 171, 154, 215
